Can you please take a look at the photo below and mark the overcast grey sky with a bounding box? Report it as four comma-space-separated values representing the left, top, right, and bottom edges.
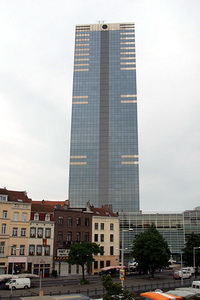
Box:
1, 0, 200, 211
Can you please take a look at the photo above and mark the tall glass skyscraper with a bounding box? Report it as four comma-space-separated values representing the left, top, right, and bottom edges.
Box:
69, 23, 139, 213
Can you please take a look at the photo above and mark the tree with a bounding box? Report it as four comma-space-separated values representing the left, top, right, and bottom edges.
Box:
68, 242, 103, 282
182, 233, 200, 268
101, 274, 134, 300
132, 223, 170, 277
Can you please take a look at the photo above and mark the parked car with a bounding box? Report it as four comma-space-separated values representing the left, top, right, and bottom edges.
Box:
182, 267, 195, 275
5, 278, 31, 290
173, 269, 192, 280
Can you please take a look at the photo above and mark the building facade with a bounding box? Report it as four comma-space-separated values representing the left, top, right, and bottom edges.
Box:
53, 205, 93, 276
69, 23, 140, 213
120, 208, 200, 263
0, 188, 31, 274
89, 205, 120, 274
27, 202, 55, 277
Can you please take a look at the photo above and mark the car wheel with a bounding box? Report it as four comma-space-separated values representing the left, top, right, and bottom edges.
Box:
24, 285, 29, 289
12, 286, 16, 290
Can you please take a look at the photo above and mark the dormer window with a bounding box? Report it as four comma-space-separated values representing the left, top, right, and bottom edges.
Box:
0, 195, 7, 202
45, 213, 50, 221
34, 213, 39, 221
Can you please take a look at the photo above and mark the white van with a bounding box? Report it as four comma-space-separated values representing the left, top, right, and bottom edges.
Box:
5, 278, 31, 290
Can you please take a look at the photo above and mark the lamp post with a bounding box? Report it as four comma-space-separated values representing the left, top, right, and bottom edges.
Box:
121, 228, 133, 289
193, 246, 200, 277
180, 252, 183, 287
10, 245, 19, 296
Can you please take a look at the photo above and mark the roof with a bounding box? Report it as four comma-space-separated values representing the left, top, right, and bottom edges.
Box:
140, 292, 182, 300
32, 200, 67, 206
31, 203, 55, 213
90, 206, 118, 217
0, 188, 31, 203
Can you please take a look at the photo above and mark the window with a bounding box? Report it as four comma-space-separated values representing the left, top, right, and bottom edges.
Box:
85, 232, 89, 242
37, 245, 42, 256
1, 224, 6, 234
85, 218, 89, 226
94, 234, 98, 242
12, 228, 18, 236
106, 260, 111, 267
34, 213, 39, 221
68, 217, 72, 227
22, 213, 27, 222
101, 223, 104, 230
45, 245, 50, 256
0, 242, 5, 256
20, 245, 25, 256
100, 246, 104, 255
13, 204, 19, 208
21, 228, 26, 237
94, 223, 98, 230
37, 228, 43, 238
67, 232, 72, 242
45, 213, 50, 221
11, 245, 16, 255
45, 228, 51, 238
76, 217, 81, 226
110, 246, 114, 255
100, 261, 104, 268
110, 234, 114, 242
76, 232, 81, 242
100, 234, 104, 242
110, 223, 114, 230
22, 204, 28, 209
29, 245, 35, 255
94, 261, 98, 269
57, 231, 63, 242
2, 210, 7, 218
30, 227, 36, 237
58, 216, 63, 226
13, 212, 19, 221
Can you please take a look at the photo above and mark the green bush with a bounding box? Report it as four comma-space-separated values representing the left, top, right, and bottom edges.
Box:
79, 278, 89, 285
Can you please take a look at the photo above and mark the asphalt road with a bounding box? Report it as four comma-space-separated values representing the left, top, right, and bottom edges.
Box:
0, 270, 194, 300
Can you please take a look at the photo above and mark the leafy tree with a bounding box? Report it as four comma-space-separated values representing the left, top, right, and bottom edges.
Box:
68, 242, 103, 281
101, 274, 134, 300
132, 223, 170, 277
182, 233, 200, 268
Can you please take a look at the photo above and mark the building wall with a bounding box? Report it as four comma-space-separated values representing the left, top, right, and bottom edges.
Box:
92, 216, 120, 274
53, 209, 92, 276
69, 22, 140, 213
119, 211, 185, 262
27, 220, 54, 277
0, 197, 31, 274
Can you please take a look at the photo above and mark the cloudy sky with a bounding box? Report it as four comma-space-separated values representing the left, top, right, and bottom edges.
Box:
1, 0, 200, 211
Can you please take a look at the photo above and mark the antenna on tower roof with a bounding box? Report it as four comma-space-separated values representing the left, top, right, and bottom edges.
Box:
97, 20, 107, 24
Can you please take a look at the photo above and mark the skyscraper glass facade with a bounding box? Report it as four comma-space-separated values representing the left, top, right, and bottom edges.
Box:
69, 23, 140, 213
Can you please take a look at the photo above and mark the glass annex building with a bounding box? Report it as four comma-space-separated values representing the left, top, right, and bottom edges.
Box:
69, 23, 139, 212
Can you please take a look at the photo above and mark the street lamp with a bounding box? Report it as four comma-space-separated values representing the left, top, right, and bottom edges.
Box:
121, 228, 133, 289
193, 246, 200, 276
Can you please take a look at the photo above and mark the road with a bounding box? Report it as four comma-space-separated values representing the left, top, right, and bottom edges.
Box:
0, 270, 194, 300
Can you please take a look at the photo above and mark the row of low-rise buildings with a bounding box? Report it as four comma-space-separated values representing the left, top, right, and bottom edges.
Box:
1, 187, 200, 277
0, 188, 120, 277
